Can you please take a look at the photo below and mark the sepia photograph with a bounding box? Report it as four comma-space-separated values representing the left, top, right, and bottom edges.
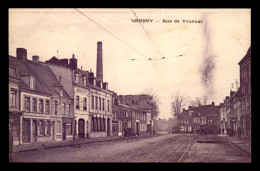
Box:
8, 8, 251, 163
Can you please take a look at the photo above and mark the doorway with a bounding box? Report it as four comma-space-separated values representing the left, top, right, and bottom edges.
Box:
78, 119, 85, 138
62, 123, 66, 140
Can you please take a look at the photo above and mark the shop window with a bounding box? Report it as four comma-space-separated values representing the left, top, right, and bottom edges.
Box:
66, 124, 72, 135
38, 120, 44, 136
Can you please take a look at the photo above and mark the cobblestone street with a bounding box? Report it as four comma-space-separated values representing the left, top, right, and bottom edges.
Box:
11, 134, 251, 163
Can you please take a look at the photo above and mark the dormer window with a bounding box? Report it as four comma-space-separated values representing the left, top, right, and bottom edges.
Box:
75, 73, 79, 83
30, 76, 35, 90
83, 76, 87, 86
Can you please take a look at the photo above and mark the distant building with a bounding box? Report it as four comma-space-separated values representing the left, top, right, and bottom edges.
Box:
176, 102, 220, 134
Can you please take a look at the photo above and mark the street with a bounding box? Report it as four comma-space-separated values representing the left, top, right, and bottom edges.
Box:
11, 134, 251, 163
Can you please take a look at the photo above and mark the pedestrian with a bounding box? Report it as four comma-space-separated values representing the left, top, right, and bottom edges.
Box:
237, 127, 242, 139
222, 128, 224, 134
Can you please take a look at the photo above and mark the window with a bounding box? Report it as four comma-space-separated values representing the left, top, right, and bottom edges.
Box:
102, 98, 105, 111
55, 101, 58, 115
46, 100, 50, 114
83, 76, 87, 86
57, 121, 61, 134
76, 96, 80, 109
67, 104, 71, 115
46, 121, 51, 135
62, 103, 65, 115
95, 96, 98, 109
32, 98, 37, 112
24, 96, 30, 111
66, 124, 72, 135
39, 99, 43, 113
99, 98, 101, 110
10, 89, 17, 108
75, 73, 79, 83
83, 98, 87, 111
38, 120, 44, 135
30, 76, 35, 90
108, 100, 110, 112
91, 95, 94, 109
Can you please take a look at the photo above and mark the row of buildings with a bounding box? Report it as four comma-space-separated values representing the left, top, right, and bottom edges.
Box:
174, 46, 251, 137
9, 42, 156, 146
219, 46, 251, 136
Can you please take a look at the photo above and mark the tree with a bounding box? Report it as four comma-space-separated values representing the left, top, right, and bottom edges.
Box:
171, 92, 187, 117
142, 87, 160, 118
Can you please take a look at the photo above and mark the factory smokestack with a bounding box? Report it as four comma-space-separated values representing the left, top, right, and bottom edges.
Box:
96, 41, 103, 82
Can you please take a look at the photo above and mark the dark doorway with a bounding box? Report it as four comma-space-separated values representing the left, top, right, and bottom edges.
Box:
32, 120, 37, 142
136, 122, 140, 135
63, 123, 66, 140
107, 118, 110, 136
78, 119, 85, 138
22, 119, 30, 143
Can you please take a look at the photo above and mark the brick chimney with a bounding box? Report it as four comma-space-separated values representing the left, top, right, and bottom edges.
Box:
32, 55, 39, 62
69, 54, 77, 70
96, 41, 103, 82
16, 48, 27, 60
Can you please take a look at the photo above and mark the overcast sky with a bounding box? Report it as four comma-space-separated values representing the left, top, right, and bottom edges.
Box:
9, 8, 251, 119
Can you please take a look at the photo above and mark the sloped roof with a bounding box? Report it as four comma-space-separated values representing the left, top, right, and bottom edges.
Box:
9, 56, 71, 99
179, 104, 220, 118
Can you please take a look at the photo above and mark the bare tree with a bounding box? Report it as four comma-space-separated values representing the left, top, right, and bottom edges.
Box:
171, 92, 186, 117
142, 87, 160, 118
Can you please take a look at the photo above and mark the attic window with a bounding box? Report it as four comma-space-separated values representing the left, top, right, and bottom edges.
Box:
75, 73, 79, 83
30, 76, 35, 90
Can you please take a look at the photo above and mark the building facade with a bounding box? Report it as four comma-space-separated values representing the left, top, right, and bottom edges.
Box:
238, 46, 251, 136
45, 41, 113, 139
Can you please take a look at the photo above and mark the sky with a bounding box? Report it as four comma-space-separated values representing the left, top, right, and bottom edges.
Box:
9, 8, 251, 119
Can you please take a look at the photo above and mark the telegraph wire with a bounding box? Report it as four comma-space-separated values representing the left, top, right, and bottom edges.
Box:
74, 8, 148, 60
131, 8, 163, 58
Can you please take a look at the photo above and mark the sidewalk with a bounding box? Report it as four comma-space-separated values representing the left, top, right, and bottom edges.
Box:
219, 134, 251, 156
13, 133, 157, 153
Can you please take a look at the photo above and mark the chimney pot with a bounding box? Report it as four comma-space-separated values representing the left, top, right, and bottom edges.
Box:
32, 55, 39, 62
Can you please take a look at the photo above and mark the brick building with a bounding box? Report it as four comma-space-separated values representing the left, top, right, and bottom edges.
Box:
175, 102, 220, 134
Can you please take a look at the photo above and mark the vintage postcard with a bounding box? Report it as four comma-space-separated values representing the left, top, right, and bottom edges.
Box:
9, 8, 251, 163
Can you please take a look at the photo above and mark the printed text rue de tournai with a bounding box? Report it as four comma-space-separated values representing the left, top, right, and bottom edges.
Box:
131, 19, 203, 23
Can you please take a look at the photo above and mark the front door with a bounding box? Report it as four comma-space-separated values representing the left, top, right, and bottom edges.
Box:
32, 120, 37, 142
22, 119, 30, 143
78, 119, 85, 138
62, 123, 66, 140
